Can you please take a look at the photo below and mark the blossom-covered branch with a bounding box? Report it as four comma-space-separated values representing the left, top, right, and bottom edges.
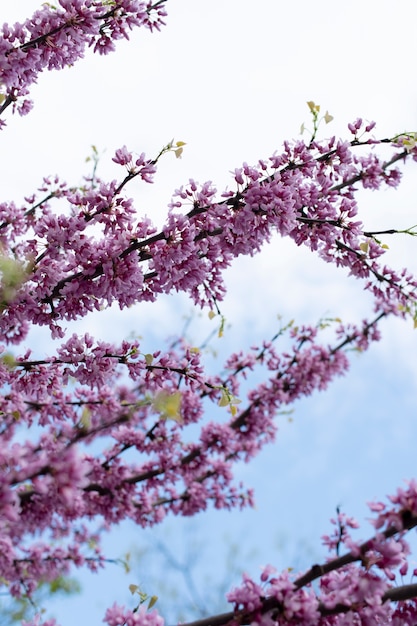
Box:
1, 127, 416, 345
177, 486, 417, 626
0, 0, 167, 124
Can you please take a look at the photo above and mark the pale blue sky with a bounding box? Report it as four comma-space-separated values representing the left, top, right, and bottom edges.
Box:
2, 1, 417, 624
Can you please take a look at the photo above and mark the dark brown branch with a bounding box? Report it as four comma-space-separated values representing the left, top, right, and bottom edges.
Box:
294, 510, 417, 589
384, 583, 417, 604
329, 148, 407, 193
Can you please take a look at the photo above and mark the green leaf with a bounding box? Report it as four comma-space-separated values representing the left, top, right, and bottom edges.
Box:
307, 100, 320, 114
122, 552, 131, 573
218, 389, 230, 407
152, 390, 182, 423
218, 315, 226, 338
148, 595, 158, 609
218, 388, 241, 415
1, 353, 16, 369
0, 255, 29, 303
79, 407, 91, 430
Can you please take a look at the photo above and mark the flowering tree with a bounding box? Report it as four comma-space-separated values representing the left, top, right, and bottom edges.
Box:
2, 2, 417, 625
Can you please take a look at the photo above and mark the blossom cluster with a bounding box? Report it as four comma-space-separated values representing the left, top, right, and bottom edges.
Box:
223, 481, 417, 626
0, 0, 167, 125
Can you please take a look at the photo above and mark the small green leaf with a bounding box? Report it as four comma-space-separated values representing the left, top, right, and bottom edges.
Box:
1, 353, 16, 369
218, 389, 230, 407
230, 404, 239, 417
148, 595, 158, 609
0, 255, 29, 303
402, 133, 417, 152
79, 407, 91, 430
307, 100, 320, 114
218, 315, 226, 338
152, 390, 182, 423
122, 553, 131, 573
218, 388, 241, 414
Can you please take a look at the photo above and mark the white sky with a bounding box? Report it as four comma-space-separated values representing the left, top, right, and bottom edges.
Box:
2, 1, 417, 624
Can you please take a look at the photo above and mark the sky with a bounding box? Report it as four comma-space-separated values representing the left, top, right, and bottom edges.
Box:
2, 1, 417, 624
